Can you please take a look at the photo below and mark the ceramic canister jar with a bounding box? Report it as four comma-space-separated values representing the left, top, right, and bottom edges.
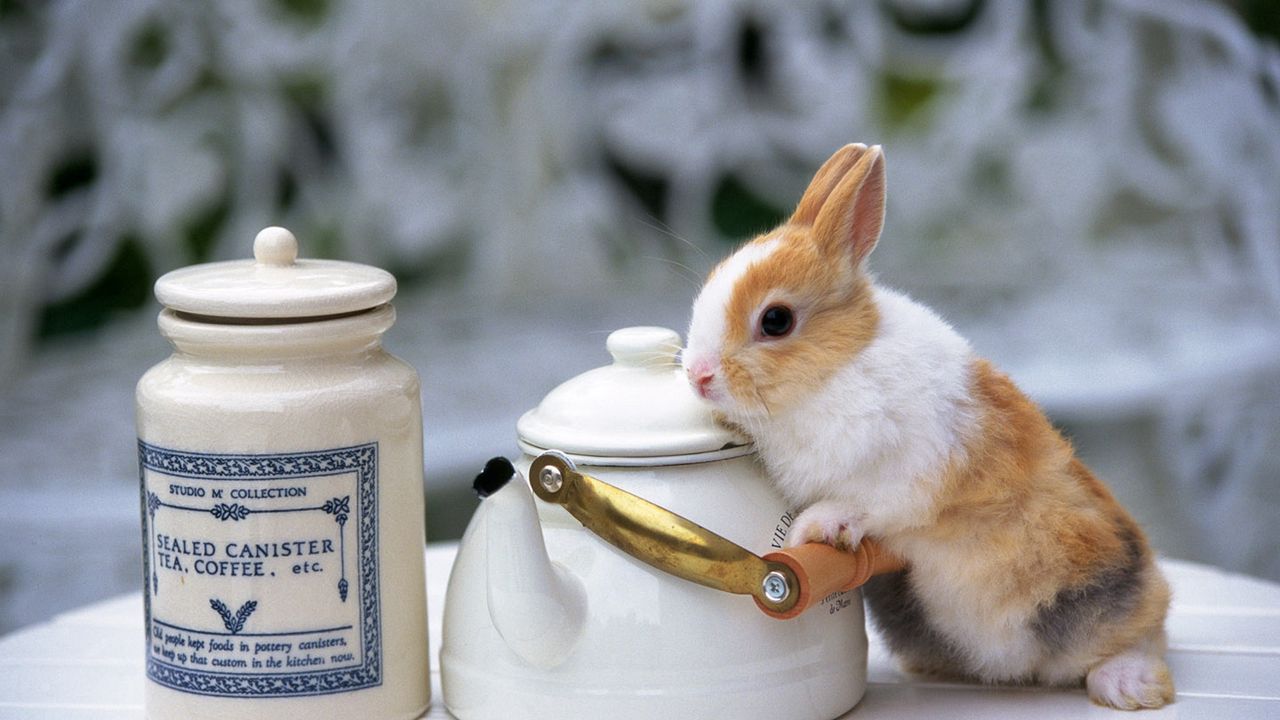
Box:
135, 228, 429, 720
441, 326, 869, 720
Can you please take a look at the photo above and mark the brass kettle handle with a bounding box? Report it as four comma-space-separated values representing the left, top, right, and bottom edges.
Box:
528, 451, 904, 619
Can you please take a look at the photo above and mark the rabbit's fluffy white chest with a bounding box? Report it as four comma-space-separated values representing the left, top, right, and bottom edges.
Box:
751, 286, 979, 537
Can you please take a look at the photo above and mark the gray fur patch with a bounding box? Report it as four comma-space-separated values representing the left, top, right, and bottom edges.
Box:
863, 568, 972, 677
1030, 524, 1146, 653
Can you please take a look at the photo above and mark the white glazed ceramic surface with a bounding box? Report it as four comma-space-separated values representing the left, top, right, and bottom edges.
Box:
516, 326, 749, 459
440, 328, 868, 720
135, 230, 429, 720
153, 226, 397, 318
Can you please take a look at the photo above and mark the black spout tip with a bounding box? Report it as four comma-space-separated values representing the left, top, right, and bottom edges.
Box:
474, 457, 515, 499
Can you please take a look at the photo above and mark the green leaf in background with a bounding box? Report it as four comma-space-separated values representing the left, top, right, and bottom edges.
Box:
38, 236, 154, 339
282, 74, 336, 162
1238, 0, 1280, 43
182, 195, 230, 264
711, 174, 785, 242
1025, 0, 1068, 115
880, 0, 984, 35
270, 0, 330, 27
605, 151, 668, 221
880, 72, 941, 131
0, 0, 29, 21
128, 18, 169, 69
46, 150, 97, 199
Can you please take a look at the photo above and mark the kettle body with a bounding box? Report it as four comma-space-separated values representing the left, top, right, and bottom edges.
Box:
440, 328, 867, 720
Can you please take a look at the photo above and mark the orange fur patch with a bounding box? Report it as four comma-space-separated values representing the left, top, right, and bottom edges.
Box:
710, 144, 887, 416
915, 360, 1169, 667
718, 229, 878, 414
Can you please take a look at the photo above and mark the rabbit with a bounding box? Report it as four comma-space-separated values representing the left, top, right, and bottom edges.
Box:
681, 143, 1174, 710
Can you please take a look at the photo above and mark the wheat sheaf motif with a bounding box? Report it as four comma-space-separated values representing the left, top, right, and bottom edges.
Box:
210, 598, 258, 634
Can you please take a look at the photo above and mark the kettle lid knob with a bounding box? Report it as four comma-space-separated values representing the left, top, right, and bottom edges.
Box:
606, 327, 681, 369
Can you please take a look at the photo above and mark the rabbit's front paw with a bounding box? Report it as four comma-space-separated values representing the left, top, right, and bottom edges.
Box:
786, 501, 865, 552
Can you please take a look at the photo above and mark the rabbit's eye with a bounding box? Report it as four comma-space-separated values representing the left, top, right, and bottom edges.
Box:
759, 305, 794, 338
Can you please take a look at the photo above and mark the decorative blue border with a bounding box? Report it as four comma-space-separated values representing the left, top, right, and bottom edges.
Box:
139, 441, 382, 697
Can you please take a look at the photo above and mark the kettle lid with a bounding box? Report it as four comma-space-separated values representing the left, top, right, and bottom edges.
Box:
516, 326, 750, 463
154, 227, 396, 319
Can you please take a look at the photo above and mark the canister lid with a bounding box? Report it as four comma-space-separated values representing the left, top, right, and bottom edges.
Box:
154, 227, 396, 318
517, 327, 750, 462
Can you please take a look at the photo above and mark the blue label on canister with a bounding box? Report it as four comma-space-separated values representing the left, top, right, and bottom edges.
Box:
138, 442, 381, 697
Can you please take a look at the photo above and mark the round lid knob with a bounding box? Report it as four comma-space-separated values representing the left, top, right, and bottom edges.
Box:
606, 326, 681, 369
516, 327, 750, 462
154, 227, 396, 319
253, 226, 299, 267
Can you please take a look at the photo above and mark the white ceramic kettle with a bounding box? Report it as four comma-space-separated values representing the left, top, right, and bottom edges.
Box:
440, 327, 896, 720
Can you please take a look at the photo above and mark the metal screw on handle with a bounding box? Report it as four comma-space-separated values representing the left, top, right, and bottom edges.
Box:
762, 571, 791, 603
539, 465, 563, 493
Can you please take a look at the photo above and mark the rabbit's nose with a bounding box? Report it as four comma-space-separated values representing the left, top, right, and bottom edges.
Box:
687, 364, 716, 399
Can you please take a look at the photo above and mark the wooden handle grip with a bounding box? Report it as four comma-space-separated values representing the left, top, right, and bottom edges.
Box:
758, 540, 905, 619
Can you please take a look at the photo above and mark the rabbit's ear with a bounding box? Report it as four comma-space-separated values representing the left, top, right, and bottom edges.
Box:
789, 143, 869, 227
813, 145, 885, 267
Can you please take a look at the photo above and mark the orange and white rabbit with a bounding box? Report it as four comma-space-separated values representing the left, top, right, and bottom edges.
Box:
682, 144, 1174, 710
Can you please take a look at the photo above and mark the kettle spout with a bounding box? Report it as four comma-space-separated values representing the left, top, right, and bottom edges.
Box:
474, 457, 587, 669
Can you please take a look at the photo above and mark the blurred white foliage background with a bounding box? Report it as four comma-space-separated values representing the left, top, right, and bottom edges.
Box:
1, 0, 1278, 633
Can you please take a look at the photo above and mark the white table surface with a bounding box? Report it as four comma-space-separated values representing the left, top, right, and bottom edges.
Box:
1, 544, 1278, 719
